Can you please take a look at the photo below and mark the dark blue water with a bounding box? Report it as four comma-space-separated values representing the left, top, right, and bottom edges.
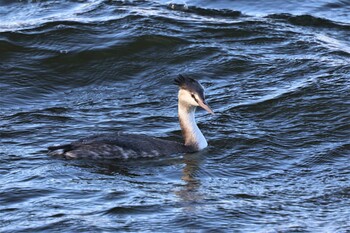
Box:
1, 0, 350, 232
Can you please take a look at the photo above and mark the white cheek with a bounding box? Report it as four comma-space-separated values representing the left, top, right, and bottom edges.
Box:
179, 90, 194, 105
189, 95, 198, 106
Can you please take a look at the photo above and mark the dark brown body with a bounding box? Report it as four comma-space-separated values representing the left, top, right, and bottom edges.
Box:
48, 132, 195, 159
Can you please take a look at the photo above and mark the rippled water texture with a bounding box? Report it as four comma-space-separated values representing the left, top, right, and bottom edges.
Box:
1, 0, 350, 232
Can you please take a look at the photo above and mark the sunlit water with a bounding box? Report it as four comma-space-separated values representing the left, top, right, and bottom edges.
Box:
1, 0, 349, 232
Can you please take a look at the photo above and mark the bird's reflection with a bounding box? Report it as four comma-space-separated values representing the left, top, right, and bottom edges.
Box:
175, 152, 206, 213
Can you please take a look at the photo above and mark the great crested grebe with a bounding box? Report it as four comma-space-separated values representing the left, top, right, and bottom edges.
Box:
48, 75, 214, 159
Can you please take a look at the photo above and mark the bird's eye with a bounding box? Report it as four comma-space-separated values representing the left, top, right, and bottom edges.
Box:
191, 93, 198, 102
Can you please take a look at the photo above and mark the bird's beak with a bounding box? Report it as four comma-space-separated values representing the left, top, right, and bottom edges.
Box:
198, 100, 215, 115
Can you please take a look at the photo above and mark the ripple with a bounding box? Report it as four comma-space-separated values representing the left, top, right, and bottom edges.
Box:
0, 0, 107, 32
1, 0, 350, 232
167, 4, 242, 18
104, 204, 164, 215
267, 13, 350, 30
0, 187, 53, 205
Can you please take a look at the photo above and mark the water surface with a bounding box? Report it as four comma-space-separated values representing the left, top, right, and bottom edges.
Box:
1, 0, 350, 232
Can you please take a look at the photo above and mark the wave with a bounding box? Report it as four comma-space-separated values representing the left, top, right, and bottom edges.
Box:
0, 0, 112, 32
0, 1, 243, 33
167, 3, 241, 18
226, 77, 315, 112
297, 142, 350, 168
3, 0, 349, 37
267, 13, 350, 30
0, 39, 26, 53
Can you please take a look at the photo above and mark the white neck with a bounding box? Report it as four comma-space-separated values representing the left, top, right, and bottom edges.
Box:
178, 99, 208, 151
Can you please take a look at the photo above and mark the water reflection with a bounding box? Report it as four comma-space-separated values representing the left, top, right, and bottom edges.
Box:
176, 153, 205, 213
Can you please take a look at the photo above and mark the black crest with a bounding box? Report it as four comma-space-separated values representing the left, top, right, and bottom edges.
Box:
174, 74, 199, 89
174, 74, 205, 98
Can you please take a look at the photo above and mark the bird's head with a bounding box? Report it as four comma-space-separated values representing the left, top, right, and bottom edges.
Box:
174, 74, 214, 114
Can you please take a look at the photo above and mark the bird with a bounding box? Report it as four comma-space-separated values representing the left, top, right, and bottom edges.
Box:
48, 75, 214, 159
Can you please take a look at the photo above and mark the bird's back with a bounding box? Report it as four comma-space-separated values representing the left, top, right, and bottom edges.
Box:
48, 132, 194, 159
